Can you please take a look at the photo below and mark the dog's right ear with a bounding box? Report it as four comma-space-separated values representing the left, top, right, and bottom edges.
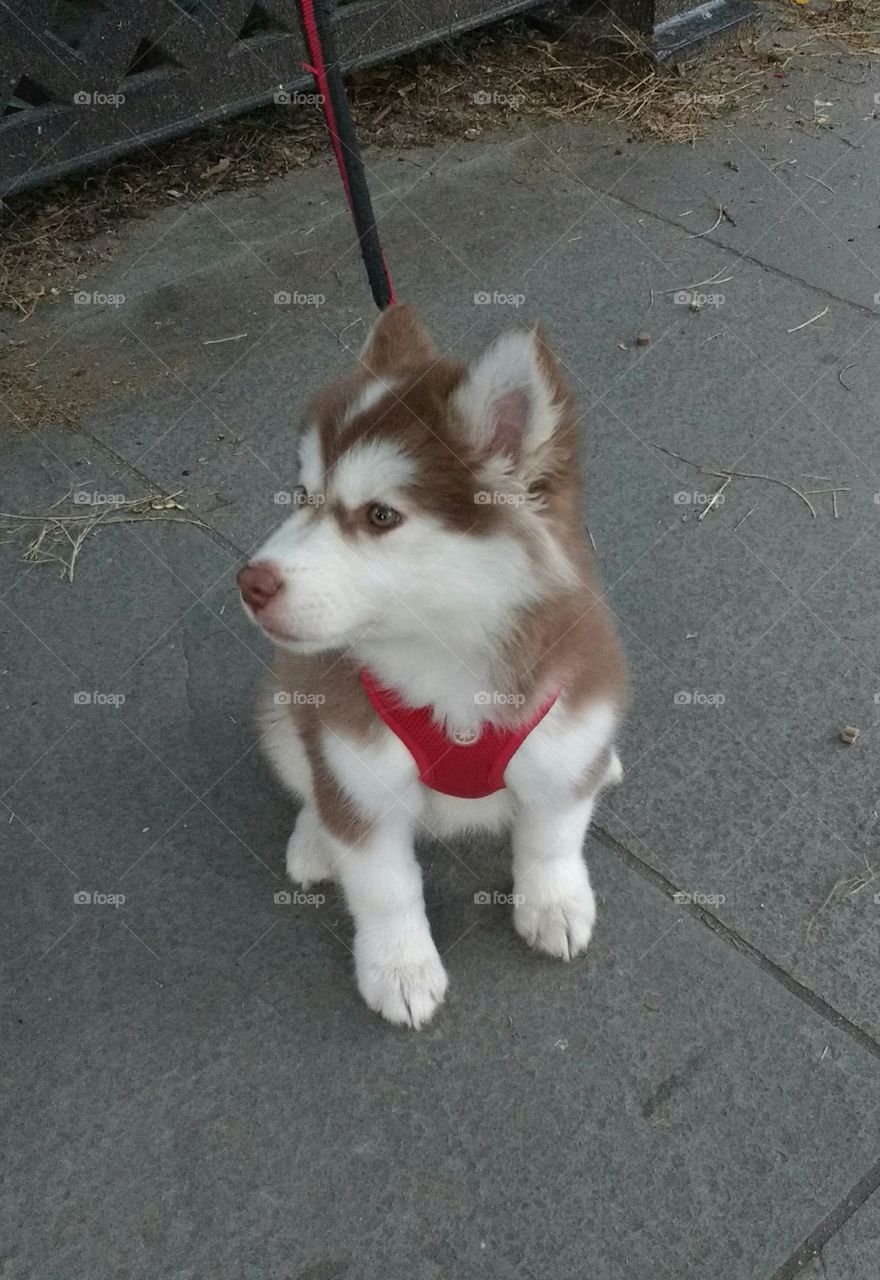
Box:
359, 303, 437, 378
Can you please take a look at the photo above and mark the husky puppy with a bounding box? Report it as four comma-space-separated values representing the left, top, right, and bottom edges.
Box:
238, 304, 627, 1027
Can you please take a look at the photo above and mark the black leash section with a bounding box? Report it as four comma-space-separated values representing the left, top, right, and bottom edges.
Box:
297, 0, 396, 310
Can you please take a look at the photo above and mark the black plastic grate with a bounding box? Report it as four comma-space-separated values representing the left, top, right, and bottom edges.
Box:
0, 0, 542, 196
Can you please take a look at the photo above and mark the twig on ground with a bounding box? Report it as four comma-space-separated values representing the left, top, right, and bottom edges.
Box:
787, 305, 829, 333
697, 475, 731, 521
733, 503, 758, 530
659, 268, 734, 294
653, 444, 820, 517
688, 201, 723, 239
804, 173, 835, 193
0, 492, 210, 582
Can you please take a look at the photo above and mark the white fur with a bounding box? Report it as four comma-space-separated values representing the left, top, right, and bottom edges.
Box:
331, 439, 416, 508
342, 379, 396, 425
297, 428, 325, 494
453, 329, 561, 461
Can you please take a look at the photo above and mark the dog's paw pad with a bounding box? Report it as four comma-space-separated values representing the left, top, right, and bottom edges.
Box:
514, 891, 595, 961
357, 950, 449, 1029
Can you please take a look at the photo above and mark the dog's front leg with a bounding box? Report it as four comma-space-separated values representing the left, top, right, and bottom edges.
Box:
329, 817, 448, 1029
511, 795, 598, 961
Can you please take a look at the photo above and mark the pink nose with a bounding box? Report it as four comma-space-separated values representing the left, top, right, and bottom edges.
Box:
237, 561, 282, 612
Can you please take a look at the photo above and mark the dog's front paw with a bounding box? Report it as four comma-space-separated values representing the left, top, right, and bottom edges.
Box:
286, 809, 335, 888
514, 876, 595, 961
355, 932, 448, 1029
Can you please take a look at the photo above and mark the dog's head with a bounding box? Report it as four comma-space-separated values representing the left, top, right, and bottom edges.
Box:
237, 304, 583, 654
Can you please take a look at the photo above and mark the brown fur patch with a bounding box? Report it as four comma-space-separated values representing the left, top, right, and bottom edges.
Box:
271, 648, 379, 846
360, 302, 438, 378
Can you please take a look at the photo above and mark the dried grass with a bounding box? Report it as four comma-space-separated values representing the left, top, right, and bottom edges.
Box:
0, 491, 210, 580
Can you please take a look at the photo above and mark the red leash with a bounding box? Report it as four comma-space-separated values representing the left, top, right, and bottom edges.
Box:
296, 0, 396, 310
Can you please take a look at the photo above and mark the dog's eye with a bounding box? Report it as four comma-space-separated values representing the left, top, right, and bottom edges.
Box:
367, 503, 401, 530
292, 485, 308, 505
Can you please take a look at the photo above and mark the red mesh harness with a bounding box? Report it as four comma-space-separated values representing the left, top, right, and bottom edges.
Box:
359, 670, 559, 800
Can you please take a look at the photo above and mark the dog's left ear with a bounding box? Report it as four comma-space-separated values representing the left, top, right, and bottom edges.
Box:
359, 302, 437, 378
453, 325, 567, 468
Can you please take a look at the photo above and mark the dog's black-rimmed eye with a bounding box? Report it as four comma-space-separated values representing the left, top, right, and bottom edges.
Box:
292, 484, 309, 506
367, 503, 401, 530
